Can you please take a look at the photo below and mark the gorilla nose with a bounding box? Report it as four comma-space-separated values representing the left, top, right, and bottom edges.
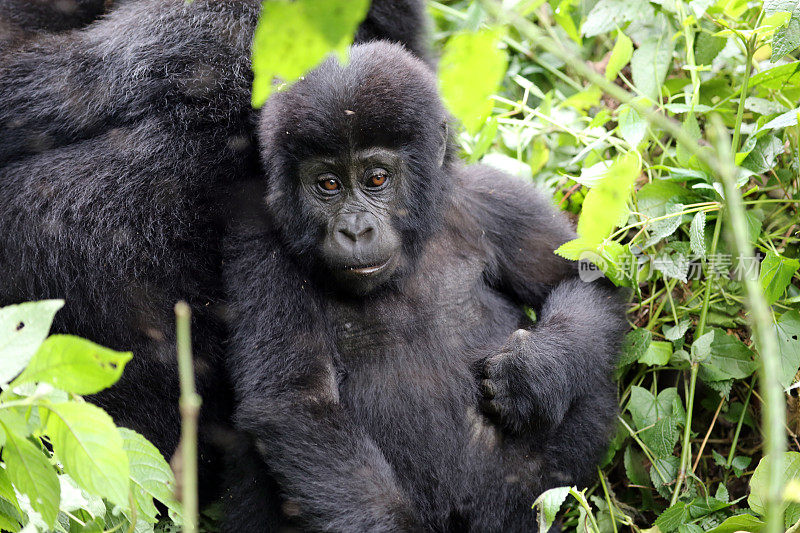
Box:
335, 213, 376, 246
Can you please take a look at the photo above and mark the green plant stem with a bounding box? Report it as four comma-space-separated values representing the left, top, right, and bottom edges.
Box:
597, 467, 618, 533
726, 379, 754, 478
697, 214, 724, 338
731, 38, 755, 154
175, 301, 201, 533
712, 117, 785, 533
671, 362, 698, 505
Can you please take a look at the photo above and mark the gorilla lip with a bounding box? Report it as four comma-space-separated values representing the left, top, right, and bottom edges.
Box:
347, 258, 392, 275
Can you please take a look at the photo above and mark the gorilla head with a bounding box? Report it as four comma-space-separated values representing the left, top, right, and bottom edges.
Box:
258, 42, 451, 293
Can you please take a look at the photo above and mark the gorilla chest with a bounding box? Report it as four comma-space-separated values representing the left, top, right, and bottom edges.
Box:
329, 249, 520, 475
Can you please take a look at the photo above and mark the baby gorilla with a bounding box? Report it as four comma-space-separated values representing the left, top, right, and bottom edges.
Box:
224, 42, 627, 532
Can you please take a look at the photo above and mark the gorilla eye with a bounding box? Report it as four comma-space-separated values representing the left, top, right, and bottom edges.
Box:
317, 174, 341, 194
365, 168, 389, 189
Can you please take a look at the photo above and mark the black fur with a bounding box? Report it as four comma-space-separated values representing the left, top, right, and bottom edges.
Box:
224, 42, 627, 532
0, 0, 107, 48
0, 0, 430, 503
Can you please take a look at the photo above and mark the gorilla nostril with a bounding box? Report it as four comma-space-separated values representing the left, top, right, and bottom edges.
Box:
358, 227, 374, 240
339, 228, 358, 242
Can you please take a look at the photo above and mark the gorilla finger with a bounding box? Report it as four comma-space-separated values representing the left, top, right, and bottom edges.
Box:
481, 399, 504, 417
481, 379, 496, 398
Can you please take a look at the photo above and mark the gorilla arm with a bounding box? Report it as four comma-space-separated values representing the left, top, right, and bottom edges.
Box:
225, 233, 418, 532
457, 166, 627, 466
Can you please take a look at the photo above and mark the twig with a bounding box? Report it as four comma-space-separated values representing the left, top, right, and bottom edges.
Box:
692, 397, 725, 473
175, 301, 202, 533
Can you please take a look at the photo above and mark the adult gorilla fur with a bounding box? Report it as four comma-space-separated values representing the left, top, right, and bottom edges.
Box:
224, 42, 627, 531
0, 0, 430, 503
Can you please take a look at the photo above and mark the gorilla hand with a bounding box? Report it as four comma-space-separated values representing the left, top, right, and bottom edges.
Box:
480, 328, 570, 435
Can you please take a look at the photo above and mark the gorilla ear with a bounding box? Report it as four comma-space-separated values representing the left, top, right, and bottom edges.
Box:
436, 120, 448, 167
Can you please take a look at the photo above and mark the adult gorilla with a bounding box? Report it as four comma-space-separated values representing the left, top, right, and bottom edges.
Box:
224, 42, 627, 531
0, 0, 429, 502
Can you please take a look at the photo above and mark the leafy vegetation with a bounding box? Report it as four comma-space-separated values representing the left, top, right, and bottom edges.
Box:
429, 0, 800, 530
0, 301, 181, 532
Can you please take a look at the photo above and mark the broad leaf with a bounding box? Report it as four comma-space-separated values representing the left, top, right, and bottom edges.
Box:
532, 486, 570, 530
631, 31, 675, 101
606, 31, 633, 80
759, 251, 799, 305
582, 0, 649, 37
439, 29, 508, 134
121, 428, 183, 525
0, 413, 60, 528
556, 153, 639, 258
707, 514, 764, 533
694, 329, 758, 383
776, 311, 800, 389
250, 0, 370, 107
0, 300, 63, 384
12, 335, 132, 395
44, 402, 130, 508
618, 329, 652, 366
749, 452, 800, 522
639, 341, 673, 367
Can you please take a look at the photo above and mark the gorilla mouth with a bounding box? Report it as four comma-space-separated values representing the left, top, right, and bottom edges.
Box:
347, 258, 393, 276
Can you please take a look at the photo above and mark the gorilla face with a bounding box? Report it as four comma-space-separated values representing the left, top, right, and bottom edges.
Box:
298, 147, 404, 293
259, 42, 453, 295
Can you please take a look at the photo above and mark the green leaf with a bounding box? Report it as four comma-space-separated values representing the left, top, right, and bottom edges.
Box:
694, 26, 726, 65
582, 0, 649, 37
12, 335, 132, 395
656, 502, 689, 533
742, 135, 785, 174
689, 211, 707, 258
639, 341, 673, 366
250, 0, 370, 108
553, 0, 581, 43
0, 466, 21, 517
618, 329, 652, 367
664, 319, 691, 342
651, 455, 679, 499
627, 386, 684, 430
749, 61, 800, 90
640, 415, 679, 458
624, 445, 651, 487
439, 29, 508, 134
690, 0, 715, 19
707, 514, 764, 533
556, 153, 639, 258
762, 107, 800, 130
0, 413, 60, 528
749, 452, 800, 520
617, 104, 647, 148
606, 31, 633, 80
776, 311, 800, 389
769, 1, 800, 60
745, 96, 790, 115
644, 202, 685, 248
121, 428, 182, 525
0, 300, 64, 384
694, 329, 758, 382
676, 113, 701, 167
759, 251, 800, 305
631, 31, 676, 101
44, 402, 130, 508
532, 486, 571, 530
